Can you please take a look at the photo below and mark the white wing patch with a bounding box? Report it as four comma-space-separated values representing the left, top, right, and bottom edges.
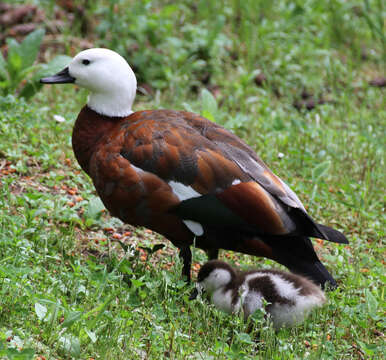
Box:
127, 167, 205, 236
183, 220, 204, 236
169, 181, 204, 236
168, 181, 201, 201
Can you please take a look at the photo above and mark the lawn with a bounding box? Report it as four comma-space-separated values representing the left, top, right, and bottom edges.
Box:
0, 0, 384, 359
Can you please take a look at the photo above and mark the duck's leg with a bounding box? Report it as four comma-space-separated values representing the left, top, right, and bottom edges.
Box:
179, 245, 201, 300
179, 246, 192, 283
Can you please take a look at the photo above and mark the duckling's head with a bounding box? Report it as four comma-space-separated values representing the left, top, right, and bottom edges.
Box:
197, 260, 236, 294
41, 48, 137, 117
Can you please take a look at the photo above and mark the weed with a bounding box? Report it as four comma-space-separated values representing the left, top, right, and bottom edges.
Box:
0, 29, 71, 99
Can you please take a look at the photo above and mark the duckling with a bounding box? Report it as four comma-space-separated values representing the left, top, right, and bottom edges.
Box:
197, 260, 326, 329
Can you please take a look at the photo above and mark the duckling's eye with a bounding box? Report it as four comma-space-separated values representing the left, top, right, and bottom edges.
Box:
82, 59, 90, 65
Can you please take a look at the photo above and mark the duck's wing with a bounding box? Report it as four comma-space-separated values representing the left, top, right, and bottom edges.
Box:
119, 110, 347, 243
184, 111, 306, 210
182, 111, 347, 243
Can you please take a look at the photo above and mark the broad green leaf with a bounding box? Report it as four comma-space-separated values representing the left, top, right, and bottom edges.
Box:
19, 28, 45, 69
62, 311, 82, 328
19, 55, 71, 99
34, 54, 72, 78
201, 88, 217, 119
365, 289, 378, 317
0, 342, 6, 357
131, 278, 145, 288
5, 38, 22, 76
16, 65, 38, 85
34, 302, 47, 320
85, 328, 97, 343
0, 81, 9, 90
202, 109, 215, 122
357, 340, 377, 356
85, 196, 105, 220
160, 4, 179, 17
86, 293, 116, 328
236, 332, 253, 344
312, 160, 331, 181
118, 259, 134, 275
59, 335, 81, 358
0, 51, 8, 80
5, 347, 35, 360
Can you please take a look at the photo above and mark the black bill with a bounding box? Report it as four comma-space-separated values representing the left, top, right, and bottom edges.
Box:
40, 67, 75, 84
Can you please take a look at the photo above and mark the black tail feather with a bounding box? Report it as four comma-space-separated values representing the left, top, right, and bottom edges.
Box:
290, 208, 348, 244
315, 224, 348, 244
271, 236, 338, 290
287, 260, 337, 290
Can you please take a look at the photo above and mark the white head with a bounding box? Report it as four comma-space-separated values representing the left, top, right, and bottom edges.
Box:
41, 48, 137, 117
197, 261, 235, 295
199, 268, 232, 294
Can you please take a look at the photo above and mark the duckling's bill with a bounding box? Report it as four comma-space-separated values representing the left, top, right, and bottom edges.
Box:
189, 283, 203, 300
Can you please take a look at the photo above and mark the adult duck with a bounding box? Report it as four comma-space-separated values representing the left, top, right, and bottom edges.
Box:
41, 48, 348, 288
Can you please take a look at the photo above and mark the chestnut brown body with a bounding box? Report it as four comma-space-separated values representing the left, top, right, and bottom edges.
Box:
72, 106, 347, 288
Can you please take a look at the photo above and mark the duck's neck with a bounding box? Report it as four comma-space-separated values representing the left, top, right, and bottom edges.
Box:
87, 79, 136, 117
87, 91, 134, 117
72, 106, 124, 174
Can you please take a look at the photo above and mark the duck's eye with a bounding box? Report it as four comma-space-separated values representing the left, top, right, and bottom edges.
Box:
82, 59, 90, 65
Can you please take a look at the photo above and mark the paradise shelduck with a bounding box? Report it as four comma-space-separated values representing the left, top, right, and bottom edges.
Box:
196, 260, 326, 329
40, 48, 348, 289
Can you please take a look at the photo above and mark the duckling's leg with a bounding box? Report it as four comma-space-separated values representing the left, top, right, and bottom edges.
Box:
179, 246, 192, 282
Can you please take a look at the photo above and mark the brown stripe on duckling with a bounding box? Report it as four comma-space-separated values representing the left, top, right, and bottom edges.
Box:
251, 269, 324, 297
244, 274, 295, 308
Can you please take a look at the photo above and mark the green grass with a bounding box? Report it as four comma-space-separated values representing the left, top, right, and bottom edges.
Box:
0, 0, 385, 359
